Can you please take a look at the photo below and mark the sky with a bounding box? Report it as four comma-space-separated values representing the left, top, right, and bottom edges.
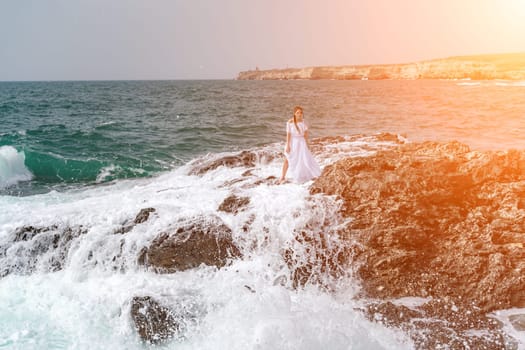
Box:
1, 0, 524, 81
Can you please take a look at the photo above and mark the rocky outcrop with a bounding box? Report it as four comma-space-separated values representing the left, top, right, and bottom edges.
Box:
115, 208, 156, 234
218, 194, 250, 214
0, 225, 87, 277
189, 151, 257, 175
138, 216, 242, 273
365, 300, 511, 349
282, 230, 353, 289
238, 52, 525, 80
188, 149, 279, 176
310, 141, 525, 312
131, 296, 180, 344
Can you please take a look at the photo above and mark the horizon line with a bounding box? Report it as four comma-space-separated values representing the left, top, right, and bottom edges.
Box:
0, 78, 237, 83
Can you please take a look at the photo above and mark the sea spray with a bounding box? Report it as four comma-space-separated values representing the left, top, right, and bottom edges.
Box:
0, 138, 412, 349
0, 146, 33, 189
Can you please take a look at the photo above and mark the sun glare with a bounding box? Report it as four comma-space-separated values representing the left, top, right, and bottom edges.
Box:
501, 0, 525, 18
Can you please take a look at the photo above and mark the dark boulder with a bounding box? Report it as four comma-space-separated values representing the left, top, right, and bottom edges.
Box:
115, 208, 156, 234
134, 208, 156, 224
131, 296, 179, 344
188, 149, 279, 175
138, 216, 242, 273
189, 151, 257, 175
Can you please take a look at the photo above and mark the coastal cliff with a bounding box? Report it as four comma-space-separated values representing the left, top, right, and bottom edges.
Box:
237, 52, 525, 80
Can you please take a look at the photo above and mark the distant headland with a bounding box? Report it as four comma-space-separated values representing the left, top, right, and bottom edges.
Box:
237, 52, 525, 80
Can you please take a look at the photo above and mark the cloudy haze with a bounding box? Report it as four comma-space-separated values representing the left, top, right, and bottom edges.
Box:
1, 0, 524, 80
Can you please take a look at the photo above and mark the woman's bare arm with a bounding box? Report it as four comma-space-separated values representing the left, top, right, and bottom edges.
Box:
304, 130, 309, 147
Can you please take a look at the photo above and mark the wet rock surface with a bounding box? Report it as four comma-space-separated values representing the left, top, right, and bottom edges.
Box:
138, 216, 242, 273
365, 300, 513, 349
509, 314, 525, 332
311, 140, 525, 346
0, 225, 87, 277
115, 207, 156, 234
131, 296, 180, 344
189, 149, 278, 175
218, 194, 250, 214
311, 141, 525, 311
283, 230, 353, 289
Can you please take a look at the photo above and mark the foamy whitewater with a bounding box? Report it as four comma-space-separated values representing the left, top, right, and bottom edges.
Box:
2, 79, 525, 349
0, 138, 412, 349
0, 146, 32, 190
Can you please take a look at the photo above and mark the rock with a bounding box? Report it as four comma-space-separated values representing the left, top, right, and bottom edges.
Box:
1, 225, 86, 277
134, 208, 156, 224
13, 225, 58, 241
242, 176, 279, 188
218, 195, 250, 214
188, 149, 279, 175
310, 141, 525, 312
115, 208, 156, 234
138, 216, 242, 273
189, 151, 257, 175
365, 300, 508, 350
365, 301, 422, 328
131, 296, 179, 344
282, 230, 353, 289
509, 314, 525, 331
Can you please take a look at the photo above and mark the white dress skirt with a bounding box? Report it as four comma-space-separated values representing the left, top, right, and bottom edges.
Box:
284, 121, 321, 183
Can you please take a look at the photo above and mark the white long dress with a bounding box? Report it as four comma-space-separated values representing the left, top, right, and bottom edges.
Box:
284, 121, 321, 183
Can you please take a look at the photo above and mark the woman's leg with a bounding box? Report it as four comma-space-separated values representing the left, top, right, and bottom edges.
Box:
279, 158, 288, 183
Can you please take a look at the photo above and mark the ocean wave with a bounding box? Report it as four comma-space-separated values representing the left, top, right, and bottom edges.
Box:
457, 82, 481, 86
94, 121, 121, 130
495, 81, 525, 87
2, 133, 524, 347
20, 150, 153, 186
0, 133, 412, 349
0, 146, 33, 189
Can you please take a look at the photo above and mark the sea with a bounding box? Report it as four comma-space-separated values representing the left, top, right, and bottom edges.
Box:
1, 79, 525, 349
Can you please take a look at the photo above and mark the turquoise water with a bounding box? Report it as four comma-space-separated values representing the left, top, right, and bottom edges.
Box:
0, 80, 284, 194
1, 79, 525, 195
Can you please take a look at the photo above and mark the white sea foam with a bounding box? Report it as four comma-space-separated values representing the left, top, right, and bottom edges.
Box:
0, 137, 414, 349
495, 81, 525, 87
490, 308, 525, 349
0, 146, 33, 189
95, 164, 119, 183
457, 82, 482, 86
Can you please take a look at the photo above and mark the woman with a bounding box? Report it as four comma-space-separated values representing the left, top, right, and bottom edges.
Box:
278, 106, 321, 184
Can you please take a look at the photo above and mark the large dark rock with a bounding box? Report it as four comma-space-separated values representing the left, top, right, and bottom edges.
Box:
310, 141, 525, 312
131, 296, 179, 344
138, 216, 242, 273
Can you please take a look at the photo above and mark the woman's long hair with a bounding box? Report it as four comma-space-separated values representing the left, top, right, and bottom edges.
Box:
293, 106, 303, 134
